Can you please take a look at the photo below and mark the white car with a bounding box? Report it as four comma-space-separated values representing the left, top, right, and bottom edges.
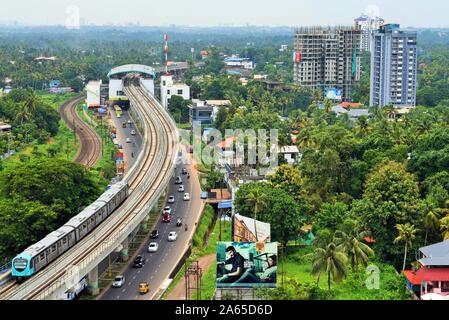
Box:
178, 185, 184, 192
125, 138, 131, 143
168, 195, 175, 203
147, 242, 159, 253
168, 231, 178, 242
163, 206, 172, 215
112, 275, 125, 288
183, 193, 190, 201
131, 130, 136, 136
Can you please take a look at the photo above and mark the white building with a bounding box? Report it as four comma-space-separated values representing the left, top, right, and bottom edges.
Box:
107, 64, 155, 105
224, 56, 254, 70
354, 14, 385, 52
160, 75, 190, 109
278, 145, 301, 164
85, 80, 102, 108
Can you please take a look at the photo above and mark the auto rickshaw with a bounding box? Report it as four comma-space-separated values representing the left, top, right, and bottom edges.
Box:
139, 282, 149, 294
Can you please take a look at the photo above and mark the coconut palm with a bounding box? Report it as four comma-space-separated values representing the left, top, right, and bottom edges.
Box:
245, 187, 268, 242
312, 89, 323, 104
334, 229, 374, 275
354, 115, 371, 137
384, 104, 396, 120
394, 223, 419, 271
439, 216, 449, 241
423, 209, 440, 245
311, 241, 348, 291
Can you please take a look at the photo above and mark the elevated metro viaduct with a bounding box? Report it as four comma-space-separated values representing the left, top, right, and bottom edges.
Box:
108, 64, 156, 109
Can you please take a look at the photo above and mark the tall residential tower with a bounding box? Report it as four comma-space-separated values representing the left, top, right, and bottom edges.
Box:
370, 24, 418, 107
293, 26, 361, 101
354, 14, 385, 52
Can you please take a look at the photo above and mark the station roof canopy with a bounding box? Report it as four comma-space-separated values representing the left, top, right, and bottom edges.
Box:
108, 64, 156, 79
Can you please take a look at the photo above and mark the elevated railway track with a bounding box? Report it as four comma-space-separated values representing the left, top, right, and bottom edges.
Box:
0, 77, 178, 300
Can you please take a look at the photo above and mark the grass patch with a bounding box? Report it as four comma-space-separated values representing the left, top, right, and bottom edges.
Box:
3, 93, 80, 166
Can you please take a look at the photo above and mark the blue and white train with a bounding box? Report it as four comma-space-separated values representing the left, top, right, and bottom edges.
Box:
11, 181, 129, 280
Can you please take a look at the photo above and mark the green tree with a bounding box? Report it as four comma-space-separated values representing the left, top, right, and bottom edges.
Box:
394, 223, 418, 271
353, 161, 422, 266
311, 241, 348, 291
335, 220, 374, 275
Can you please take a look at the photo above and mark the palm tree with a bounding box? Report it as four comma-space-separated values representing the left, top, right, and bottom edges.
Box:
354, 115, 370, 137
24, 89, 39, 115
423, 209, 440, 245
323, 98, 333, 113
439, 216, 449, 240
297, 127, 314, 150
394, 223, 418, 271
311, 241, 348, 291
15, 103, 31, 126
335, 229, 374, 275
312, 89, 322, 105
245, 187, 268, 242
384, 104, 396, 120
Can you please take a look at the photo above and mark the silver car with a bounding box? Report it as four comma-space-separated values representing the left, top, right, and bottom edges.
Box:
112, 275, 125, 288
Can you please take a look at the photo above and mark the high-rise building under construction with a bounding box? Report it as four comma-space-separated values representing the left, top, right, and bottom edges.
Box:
293, 26, 362, 101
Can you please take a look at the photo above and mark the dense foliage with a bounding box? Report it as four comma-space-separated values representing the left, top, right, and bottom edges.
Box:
0, 158, 101, 260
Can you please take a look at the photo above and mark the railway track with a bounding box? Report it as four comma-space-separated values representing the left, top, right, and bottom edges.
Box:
0, 78, 178, 300
59, 96, 102, 168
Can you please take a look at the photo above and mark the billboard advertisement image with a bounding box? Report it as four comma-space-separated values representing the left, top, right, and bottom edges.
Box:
233, 214, 271, 242
325, 88, 343, 100
216, 242, 278, 288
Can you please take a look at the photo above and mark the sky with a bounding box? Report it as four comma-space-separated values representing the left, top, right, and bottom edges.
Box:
0, 0, 447, 28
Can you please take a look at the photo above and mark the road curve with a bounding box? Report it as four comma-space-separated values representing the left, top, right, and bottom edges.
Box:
59, 96, 102, 168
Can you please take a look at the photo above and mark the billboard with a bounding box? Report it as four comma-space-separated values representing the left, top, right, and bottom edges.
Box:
294, 51, 301, 63
49, 80, 60, 88
216, 242, 278, 288
325, 88, 343, 100
233, 214, 271, 243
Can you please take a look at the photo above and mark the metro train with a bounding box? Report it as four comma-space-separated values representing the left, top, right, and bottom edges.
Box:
11, 181, 129, 280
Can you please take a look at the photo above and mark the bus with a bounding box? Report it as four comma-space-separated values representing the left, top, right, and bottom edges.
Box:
114, 106, 122, 118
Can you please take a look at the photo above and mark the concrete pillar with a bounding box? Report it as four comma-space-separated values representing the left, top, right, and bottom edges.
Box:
140, 215, 149, 232
121, 237, 129, 262
87, 265, 100, 296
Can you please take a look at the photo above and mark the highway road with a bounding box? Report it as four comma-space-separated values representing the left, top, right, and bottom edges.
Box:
110, 108, 143, 170
95, 108, 144, 276
99, 145, 204, 300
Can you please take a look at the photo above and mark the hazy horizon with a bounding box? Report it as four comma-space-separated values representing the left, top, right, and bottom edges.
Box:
0, 0, 447, 29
